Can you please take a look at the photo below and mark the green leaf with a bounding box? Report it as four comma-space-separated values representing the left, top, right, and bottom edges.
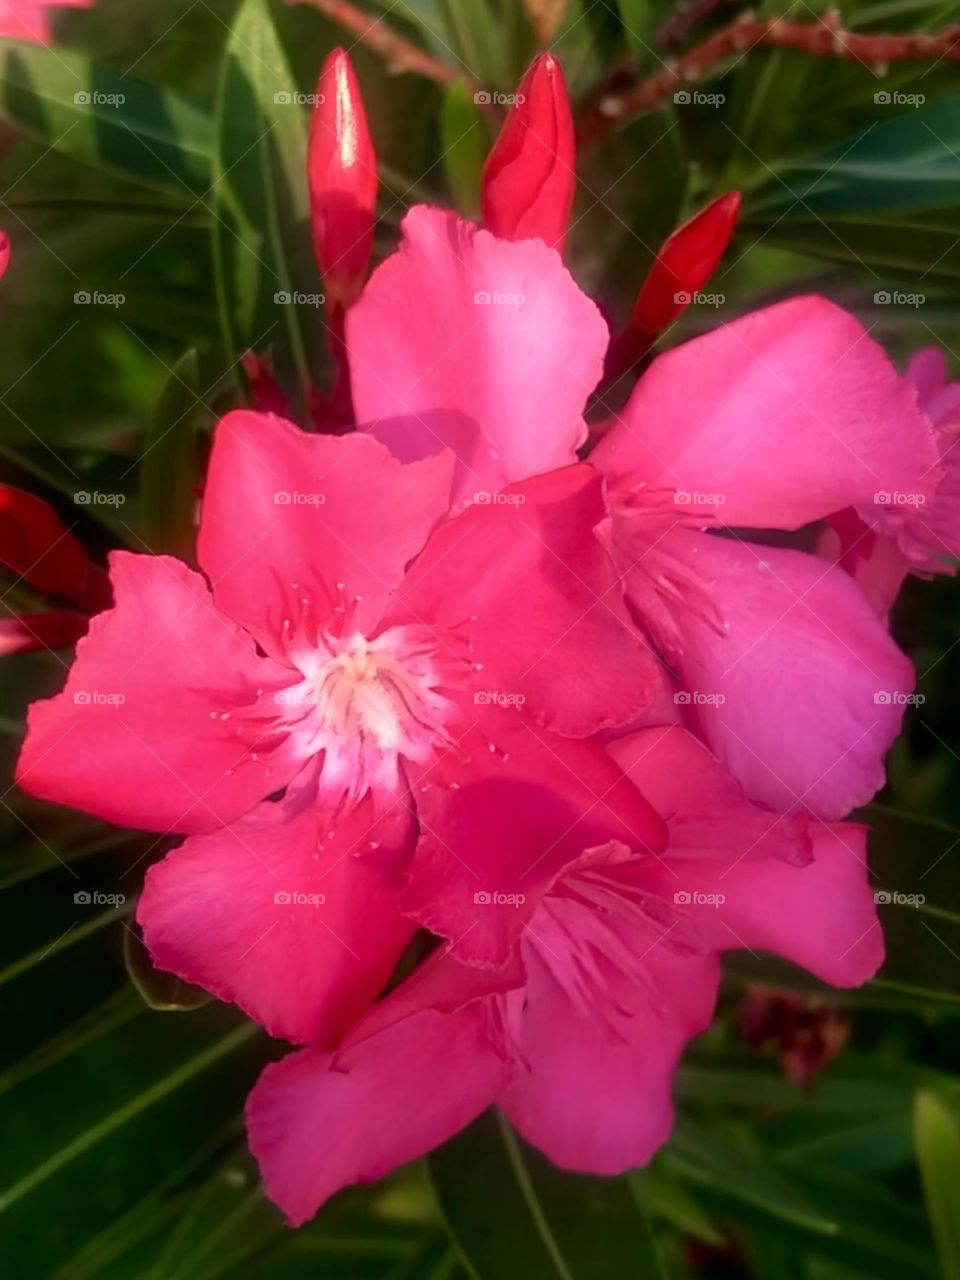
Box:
429, 1111, 664, 1279
865, 805, 960, 1005
667, 1118, 838, 1236
212, 0, 315, 399
616, 0, 653, 64
441, 80, 488, 218
750, 93, 960, 218
139, 348, 202, 560
438, 0, 509, 89
0, 40, 211, 199
914, 1090, 960, 1280
742, 213, 960, 285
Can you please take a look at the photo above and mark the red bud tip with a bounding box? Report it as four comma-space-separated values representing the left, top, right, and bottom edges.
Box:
308, 48, 378, 308
0, 485, 106, 613
481, 53, 575, 251
0, 232, 10, 283
628, 191, 742, 343
0, 610, 89, 657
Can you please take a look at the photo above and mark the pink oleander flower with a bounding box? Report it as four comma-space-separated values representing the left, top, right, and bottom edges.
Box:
246, 725, 882, 1226
344, 204, 940, 820
0, 0, 90, 43
0, 483, 109, 656
819, 344, 960, 616
17, 411, 669, 1045
481, 53, 575, 252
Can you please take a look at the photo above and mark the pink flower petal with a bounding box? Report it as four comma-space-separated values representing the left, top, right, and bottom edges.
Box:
17, 552, 301, 833
247, 1003, 503, 1225
400, 701, 667, 968
197, 411, 453, 655
594, 296, 940, 529
501, 939, 720, 1173
623, 531, 914, 818
390, 464, 670, 737
347, 206, 607, 508
138, 781, 415, 1045
610, 727, 883, 986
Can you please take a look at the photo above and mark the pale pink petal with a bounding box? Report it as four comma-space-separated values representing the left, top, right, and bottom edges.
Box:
138, 783, 415, 1045
197, 411, 453, 655
347, 206, 608, 508
16, 552, 302, 833
623, 531, 914, 818
247, 1003, 503, 1225
501, 939, 719, 1173
594, 296, 940, 529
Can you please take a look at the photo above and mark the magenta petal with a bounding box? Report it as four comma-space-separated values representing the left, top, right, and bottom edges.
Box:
595, 296, 940, 529
650, 824, 882, 988
392, 464, 670, 737
501, 941, 720, 1173
247, 1005, 503, 1226
16, 552, 301, 833
626, 532, 914, 818
608, 726, 811, 865
138, 786, 415, 1045
400, 703, 667, 968
197, 411, 453, 654
347, 206, 608, 507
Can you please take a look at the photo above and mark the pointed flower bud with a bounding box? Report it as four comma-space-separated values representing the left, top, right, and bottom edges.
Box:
307, 48, 378, 308
0, 485, 108, 612
0, 609, 89, 657
620, 192, 741, 365
481, 53, 575, 251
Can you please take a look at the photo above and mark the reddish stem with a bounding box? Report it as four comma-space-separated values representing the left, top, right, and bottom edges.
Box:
579, 12, 960, 143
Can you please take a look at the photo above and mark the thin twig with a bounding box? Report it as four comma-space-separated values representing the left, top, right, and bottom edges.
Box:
294, 0, 478, 91
579, 10, 960, 144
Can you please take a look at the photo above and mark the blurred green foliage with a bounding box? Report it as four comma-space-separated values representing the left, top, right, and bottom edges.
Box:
0, 0, 959, 1276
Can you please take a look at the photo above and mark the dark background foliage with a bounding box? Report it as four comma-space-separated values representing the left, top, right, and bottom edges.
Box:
0, 1, 958, 1276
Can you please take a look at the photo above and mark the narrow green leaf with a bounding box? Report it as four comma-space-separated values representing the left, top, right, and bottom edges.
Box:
750, 93, 960, 218
617, 0, 653, 64
914, 1090, 960, 1280
429, 1110, 664, 1280
139, 348, 202, 560
667, 1118, 838, 1236
212, 0, 315, 399
441, 80, 488, 218
0, 40, 211, 198
438, 0, 509, 89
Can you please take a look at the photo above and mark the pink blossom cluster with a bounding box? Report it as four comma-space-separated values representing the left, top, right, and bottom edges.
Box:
7, 49, 960, 1227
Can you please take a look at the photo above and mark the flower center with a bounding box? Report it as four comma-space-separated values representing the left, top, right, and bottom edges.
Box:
289, 625, 460, 803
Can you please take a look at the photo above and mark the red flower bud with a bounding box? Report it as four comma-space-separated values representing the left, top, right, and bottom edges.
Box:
240, 349, 293, 419
0, 485, 108, 613
0, 231, 10, 282
0, 609, 89, 657
307, 48, 378, 308
481, 53, 575, 251
619, 191, 741, 364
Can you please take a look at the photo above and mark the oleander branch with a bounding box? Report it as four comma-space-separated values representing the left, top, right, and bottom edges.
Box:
578, 10, 960, 143
294, 0, 479, 91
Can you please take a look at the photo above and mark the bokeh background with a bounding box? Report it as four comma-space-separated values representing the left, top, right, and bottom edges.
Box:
1, 1, 959, 1276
